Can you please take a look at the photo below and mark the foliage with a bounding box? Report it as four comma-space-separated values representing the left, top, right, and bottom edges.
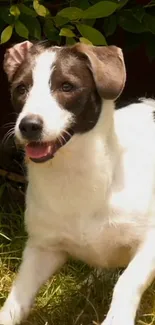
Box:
0, 0, 155, 60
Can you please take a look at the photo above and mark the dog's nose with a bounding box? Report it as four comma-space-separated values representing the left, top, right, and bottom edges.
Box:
19, 115, 43, 141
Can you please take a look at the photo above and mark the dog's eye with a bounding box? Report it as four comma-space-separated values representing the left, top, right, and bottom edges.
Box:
61, 82, 73, 92
16, 84, 27, 95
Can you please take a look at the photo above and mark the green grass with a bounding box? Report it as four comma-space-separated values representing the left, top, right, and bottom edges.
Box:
0, 179, 155, 325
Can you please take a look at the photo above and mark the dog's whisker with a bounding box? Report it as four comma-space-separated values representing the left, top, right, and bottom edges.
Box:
60, 134, 67, 145
2, 128, 15, 146
58, 136, 63, 147
2, 122, 16, 129
2, 128, 14, 142
63, 129, 72, 138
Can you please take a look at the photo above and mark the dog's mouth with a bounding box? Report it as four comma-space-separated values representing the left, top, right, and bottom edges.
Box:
25, 128, 74, 163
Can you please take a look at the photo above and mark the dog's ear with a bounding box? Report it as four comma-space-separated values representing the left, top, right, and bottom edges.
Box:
3, 41, 33, 82
74, 43, 126, 100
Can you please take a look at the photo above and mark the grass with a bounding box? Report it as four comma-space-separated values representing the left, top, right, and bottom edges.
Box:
0, 179, 155, 325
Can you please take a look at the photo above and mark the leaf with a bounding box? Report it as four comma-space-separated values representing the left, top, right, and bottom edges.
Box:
104, 15, 117, 37
33, 0, 47, 17
1, 25, 13, 44
77, 24, 107, 45
143, 13, 155, 34
132, 7, 145, 22
20, 13, 41, 39
77, 0, 90, 10
0, 7, 14, 24
68, 0, 90, 10
54, 15, 70, 27
44, 18, 55, 33
58, 7, 83, 20
43, 19, 59, 41
66, 37, 76, 45
117, 0, 129, 10
10, 5, 20, 17
79, 37, 92, 44
59, 28, 75, 37
18, 4, 37, 17
81, 19, 96, 27
64, 25, 75, 30
45, 8, 51, 17
15, 20, 29, 39
83, 1, 118, 19
118, 10, 146, 33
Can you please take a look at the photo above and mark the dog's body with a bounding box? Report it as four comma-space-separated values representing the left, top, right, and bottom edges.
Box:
26, 99, 155, 268
1, 42, 155, 325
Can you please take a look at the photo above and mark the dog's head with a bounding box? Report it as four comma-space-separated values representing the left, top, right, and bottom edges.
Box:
4, 41, 126, 163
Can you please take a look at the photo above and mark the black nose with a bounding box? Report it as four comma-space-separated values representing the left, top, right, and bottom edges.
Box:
19, 115, 43, 141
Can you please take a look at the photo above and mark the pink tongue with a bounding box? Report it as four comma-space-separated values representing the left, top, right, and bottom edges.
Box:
26, 143, 53, 159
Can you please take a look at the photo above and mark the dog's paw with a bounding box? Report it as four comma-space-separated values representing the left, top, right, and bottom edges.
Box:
0, 309, 15, 325
0, 300, 27, 325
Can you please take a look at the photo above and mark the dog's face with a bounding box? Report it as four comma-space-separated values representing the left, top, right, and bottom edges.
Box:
4, 41, 126, 163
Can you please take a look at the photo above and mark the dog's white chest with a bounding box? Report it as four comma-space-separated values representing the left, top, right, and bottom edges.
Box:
25, 161, 140, 268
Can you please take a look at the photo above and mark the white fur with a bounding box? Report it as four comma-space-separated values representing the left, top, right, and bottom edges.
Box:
15, 51, 74, 144
1, 94, 155, 325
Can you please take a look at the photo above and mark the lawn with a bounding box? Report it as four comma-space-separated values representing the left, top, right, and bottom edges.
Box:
0, 179, 155, 325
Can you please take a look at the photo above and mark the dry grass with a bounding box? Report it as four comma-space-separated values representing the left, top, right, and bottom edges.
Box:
0, 180, 155, 325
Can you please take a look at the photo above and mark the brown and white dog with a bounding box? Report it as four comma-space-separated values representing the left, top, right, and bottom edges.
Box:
1, 41, 155, 325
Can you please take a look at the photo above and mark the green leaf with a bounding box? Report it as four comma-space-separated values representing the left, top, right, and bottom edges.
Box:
77, 24, 107, 45
18, 4, 37, 17
0, 7, 14, 24
66, 37, 76, 45
117, 0, 129, 10
44, 18, 55, 33
132, 7, 145, 23
143, 13, 155, 34
59, 27, 75, 37
15, 20, 29, 39
54, 15, 70, 27
79, 37, 92, 44
20, 13, 41, 39
58, 7, 83, 20
1, 25, 13, 44
118, 10, 146, 33
33, 0, 47, 17
64, 25, 75, 30
68, 0, 90, 10
10, 5, 20, 17
83, 1, 118, 19
43, 19, 59, 41
81, 19, 96, 27
104, 15, 117, 37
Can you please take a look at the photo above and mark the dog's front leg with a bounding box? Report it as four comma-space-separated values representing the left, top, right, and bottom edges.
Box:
102, 231, 155, 325
0, 240, 67, 325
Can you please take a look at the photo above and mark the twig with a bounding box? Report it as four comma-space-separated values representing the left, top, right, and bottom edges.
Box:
0, 168, 26, 184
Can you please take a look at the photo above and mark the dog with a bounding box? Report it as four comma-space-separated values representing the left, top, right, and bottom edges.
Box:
1, 41, 155, 325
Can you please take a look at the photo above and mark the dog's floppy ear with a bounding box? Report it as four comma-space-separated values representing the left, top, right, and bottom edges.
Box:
3, 41, 33, 82
74, 43, 126, 100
